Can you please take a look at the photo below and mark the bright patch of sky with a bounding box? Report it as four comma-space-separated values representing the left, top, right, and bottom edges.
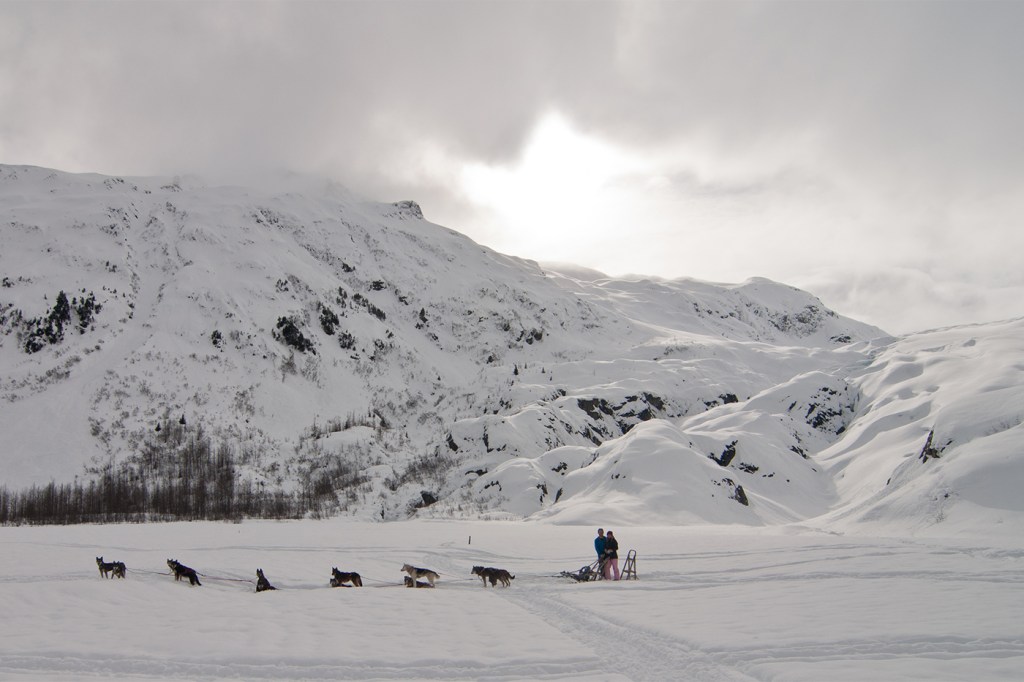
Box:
457, 113, 648, 264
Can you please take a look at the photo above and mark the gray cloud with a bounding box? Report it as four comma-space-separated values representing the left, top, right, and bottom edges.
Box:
2, 1, 614, 178
2, 1, 1023, 333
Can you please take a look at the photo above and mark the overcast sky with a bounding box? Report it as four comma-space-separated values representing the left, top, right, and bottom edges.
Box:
3, 1, 1022, 334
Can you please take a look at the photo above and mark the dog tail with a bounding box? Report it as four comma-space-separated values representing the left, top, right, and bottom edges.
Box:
353, 574, 363, 587
191, 574, 201, 587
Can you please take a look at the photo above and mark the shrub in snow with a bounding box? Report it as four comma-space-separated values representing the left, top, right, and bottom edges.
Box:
275, 316, 315, 354
18, 290, 102, 353
338, 330, 356, 350
319, 305, 339, 335
72, 292, 101, 332
352, 293, 386, 321
23, 291, 71, 353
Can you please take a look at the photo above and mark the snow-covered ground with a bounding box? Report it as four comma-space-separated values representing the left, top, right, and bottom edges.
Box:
2, 519, 1022, 681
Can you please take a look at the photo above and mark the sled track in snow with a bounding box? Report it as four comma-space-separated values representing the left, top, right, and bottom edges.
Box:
500, 584, 1024, 681
709, 635, 1024, 668
0, 652, 593, 681
500, 585, 756, 682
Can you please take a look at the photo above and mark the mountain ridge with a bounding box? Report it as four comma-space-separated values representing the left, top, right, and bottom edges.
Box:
2, 165, 1019, 535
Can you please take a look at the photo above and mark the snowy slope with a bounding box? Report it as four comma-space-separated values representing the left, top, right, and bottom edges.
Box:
2, 165, 1021, 535
815, 318, 1024, 534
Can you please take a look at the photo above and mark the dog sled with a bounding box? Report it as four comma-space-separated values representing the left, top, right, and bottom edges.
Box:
560, 558, 604, 582
560, 549, 637, 582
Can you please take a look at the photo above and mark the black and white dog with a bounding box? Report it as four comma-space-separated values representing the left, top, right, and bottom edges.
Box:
96, 556, 126, 579
330, 567, 363, 587
256, 568, 276, 592
167, 559, 201, 586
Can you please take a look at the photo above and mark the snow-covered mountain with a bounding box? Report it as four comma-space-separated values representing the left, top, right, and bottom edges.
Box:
2, 165, 1021, 533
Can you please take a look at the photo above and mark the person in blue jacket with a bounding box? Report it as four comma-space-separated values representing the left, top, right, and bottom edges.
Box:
594, 528, 607, 578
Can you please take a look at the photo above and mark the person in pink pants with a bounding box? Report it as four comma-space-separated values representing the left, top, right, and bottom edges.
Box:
604, 530, 620, 580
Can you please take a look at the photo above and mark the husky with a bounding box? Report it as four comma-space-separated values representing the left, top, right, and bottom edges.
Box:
96, 556, 124, 579
472, 565, 515, 587
471, 565, 493, 587
404, 575, 435, 588
96, 556, 112, 578
167, 559, 202, 586
329, 567, 363, 587
493, 568, 515, 587
401, 564, 439, 587
256, 568, 276, 592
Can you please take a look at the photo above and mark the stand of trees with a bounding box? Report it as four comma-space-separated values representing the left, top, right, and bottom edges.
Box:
0, 473, 300, 525
0, 418, 339, 525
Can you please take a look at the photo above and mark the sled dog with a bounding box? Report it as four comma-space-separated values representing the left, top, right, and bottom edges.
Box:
256, 568, 276, 592
167, 559, 202, 586
96, 556, 125, 579
404, 575, 435, 588
472, 565, 515, 587
330, 567, 363, 587
401, 564, 439, 587
493, 568, 514, 587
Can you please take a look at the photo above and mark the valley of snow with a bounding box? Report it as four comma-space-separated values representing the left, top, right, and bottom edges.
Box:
2, 520, 1023, 681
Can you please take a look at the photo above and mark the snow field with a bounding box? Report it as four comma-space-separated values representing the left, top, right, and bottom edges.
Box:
2, 520, 1022, 681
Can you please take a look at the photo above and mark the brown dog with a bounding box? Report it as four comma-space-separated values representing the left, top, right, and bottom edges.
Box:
472, 565, 514, 587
